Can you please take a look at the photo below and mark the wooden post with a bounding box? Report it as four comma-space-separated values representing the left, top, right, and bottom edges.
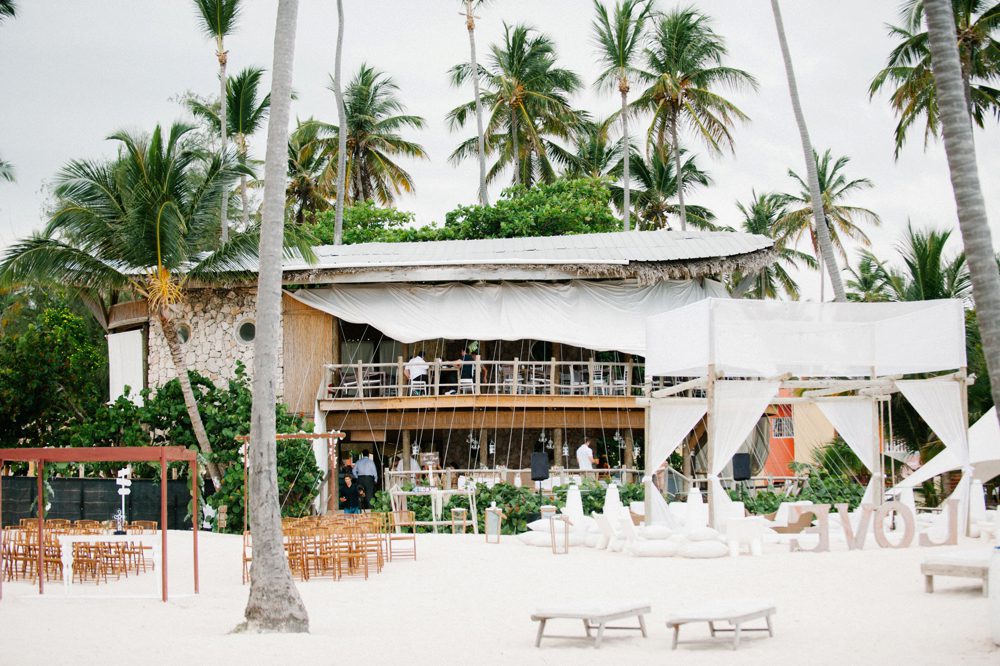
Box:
959, 366, 970, 535
402, 430, 411, 477
624, 430, 635, 476
512, 357, 520, 395
36, 459, 44, 596
625, 357, 633, 396
397, 356, 405, 396
553, 428, 563, 468
475, 356, 482, 394
190, 459, 199, 594
479, 427, 488, 468
588, 357, 595, 396
327, 438, 338, 513
433, 359, 441, 396
331, 317, 341, 365
549, 357, 557, 396
160, 449, 168, 603
706, 365, 717, 529
356, 361, 365, 398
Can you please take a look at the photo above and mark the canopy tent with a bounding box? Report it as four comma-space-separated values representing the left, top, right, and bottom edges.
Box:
892, 407, 1000, 489
645, 298, 966, 377
289, 279, 727, 355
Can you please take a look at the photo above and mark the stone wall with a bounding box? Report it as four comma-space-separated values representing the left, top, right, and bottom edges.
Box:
147, 287, 283, 397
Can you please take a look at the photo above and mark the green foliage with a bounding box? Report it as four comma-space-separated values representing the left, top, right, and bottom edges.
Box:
305, 201, 419, 245
790, 461, 865, 510
728, 486, 784, 515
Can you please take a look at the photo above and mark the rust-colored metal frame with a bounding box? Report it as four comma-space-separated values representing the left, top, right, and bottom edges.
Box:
0, 446, 199, 603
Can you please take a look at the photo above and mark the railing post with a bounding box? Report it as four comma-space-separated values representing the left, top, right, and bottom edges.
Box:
512, 357, 520, 395
588, 357, 595, 396
625, 357, 633, 396
433, 359, 441, 396
549, 357, 557, 396
475, 356, 482, 394
397, 356, 405, 396
356, 361, 365, 399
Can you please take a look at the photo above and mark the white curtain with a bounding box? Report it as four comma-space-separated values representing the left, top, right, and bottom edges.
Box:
897, 379, 971, 533
817, 399, 879, 505
313, 406, 330, 514
647, 483, 679, 528
709, 380, 780, 519
108, 330, 144, 405
643, 400, 707, 481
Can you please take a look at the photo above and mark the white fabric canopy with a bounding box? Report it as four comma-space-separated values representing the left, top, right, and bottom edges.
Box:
893, 407, 1000, 489
817, 399, 879, 505
108, 330, 144, 405
708, 380, 780, 519
645, 298, 966, 377
289, 279, 727, 355
642, 400, 707, 482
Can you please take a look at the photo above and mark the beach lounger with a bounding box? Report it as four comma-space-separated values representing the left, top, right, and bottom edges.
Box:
666, 600, 775, 650
531, 601, 651, 648
921, 552, 991, 597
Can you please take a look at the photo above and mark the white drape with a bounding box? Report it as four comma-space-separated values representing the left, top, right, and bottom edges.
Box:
892, 407, 1000, 489
643, 400, 707, 481
108, 330, 144, 405
709, 381, 780, 519
647, 484, 679, 528
289, 279, 727, 355
817, 399, 879, 505
313, 405, 330, 514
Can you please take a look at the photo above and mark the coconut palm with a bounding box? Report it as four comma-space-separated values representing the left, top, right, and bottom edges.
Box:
781, 150, 882, 298
633, 7, 757, 230
869, 0, 1000, 156
0, 0, 14, 22
551, 118, 626, 179
846, 252, 893, 302
193, 0, 242, 244
592, 0, 654, 231
240, 0, 309, 633
316, 65, 427, 206
448, 23, 584, 187
882, 224, 971, 301
187, 66, 271, 229
332, 0, 347, 245
461, 0, 492, 206
770, 0, 847, 302
730, 191, 816, 300
611, 148, 714, 230
0, 123, 254, 490
285, 120, 332, 225
0, 157, 13, 182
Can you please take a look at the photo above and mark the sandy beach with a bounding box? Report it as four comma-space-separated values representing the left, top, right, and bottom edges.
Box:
1, 531, 997, 665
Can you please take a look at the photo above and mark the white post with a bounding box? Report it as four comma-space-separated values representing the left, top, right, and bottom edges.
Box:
706, 364, 717, 529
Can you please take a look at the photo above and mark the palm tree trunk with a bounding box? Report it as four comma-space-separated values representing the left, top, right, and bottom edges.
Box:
156, 309, 222, 490
621, 88, 631, 232
511, 110, 521, 186
924, 0, 1000, 433
239, 0, 309, 634
466, 1, 489, 207
332, 0, 348, 245
240, 174, 250, 227
218, 40, 230, 244
670, 117, 687, 231
731, 273, 756, 299
770, 0, 846, 302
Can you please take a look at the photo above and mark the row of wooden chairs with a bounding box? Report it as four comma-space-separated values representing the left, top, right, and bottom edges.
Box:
2, 527, 151, 584
15, 519, 158, 533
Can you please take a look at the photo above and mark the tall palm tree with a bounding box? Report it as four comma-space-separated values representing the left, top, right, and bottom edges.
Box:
924, 0, 1000, 436
870, 0, 1000, 156
462, 0, 491, 206
781, 150, 882, 272
730, 191, 817, 300
0, 123, 251, 490
770, 0, 847, 302
317, 65, 427, 205
881, 224, 971, 301
592, 0, 653, 232
193, 0, 242, 244
0, 158, 13, 182
241, 0, 309, 634
332, 0, 347, 245
846, 252, 893, 302
448, 23, 583, 187
611, 148, 715, 230
187, 66, 271, 229
285, 120, 332, 225
0, 0, 14, 22
551, 118, 625, 179
634, 7, 757, 230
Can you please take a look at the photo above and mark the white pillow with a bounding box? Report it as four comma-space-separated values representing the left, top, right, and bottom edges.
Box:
638, 525, 673, 540
584, 532, 602, 548
687, 526, 723, 542
629, 539, 678, 557
527, 519, 549, 532
679, 540, 729, 559
518, 531, 551, 547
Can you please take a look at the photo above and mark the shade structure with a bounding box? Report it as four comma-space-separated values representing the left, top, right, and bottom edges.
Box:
289, 279, 727, 355
892, 407, 1000, 489
645, 299, 966, 377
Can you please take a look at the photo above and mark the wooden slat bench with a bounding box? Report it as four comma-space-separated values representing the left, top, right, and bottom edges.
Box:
531, 602, 651, 649
666, 600, 775, 650
921, 553, 991, 597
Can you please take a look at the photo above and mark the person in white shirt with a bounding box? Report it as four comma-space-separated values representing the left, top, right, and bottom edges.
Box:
576, 438, 596, 471
404, 351, 429, 384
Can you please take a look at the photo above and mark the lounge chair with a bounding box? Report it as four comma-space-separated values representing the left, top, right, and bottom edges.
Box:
666, 600, 776, 650
592, 512, 622, 551
921, 551, 991, 596
531, 601, 651, 648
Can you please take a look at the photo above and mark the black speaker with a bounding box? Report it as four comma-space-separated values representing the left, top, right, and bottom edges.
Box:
732, 453, 752, 482
530, 452, 550, 481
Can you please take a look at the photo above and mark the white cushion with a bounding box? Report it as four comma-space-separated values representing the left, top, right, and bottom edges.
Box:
679, 540, 729, 559
584, 532, 602, 548
518, 531, 551, 547
527, 519, 549, 532
638, 525, 673, 540
687, 526, 723, 542
629, 539, 679, 557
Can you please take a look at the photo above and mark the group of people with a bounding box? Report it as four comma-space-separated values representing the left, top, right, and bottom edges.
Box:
338, 449, 378, 514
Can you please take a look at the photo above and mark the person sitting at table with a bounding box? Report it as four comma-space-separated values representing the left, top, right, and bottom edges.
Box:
404, 350, 429, 385
340, 474, 363, 515
449, 348, 475, 393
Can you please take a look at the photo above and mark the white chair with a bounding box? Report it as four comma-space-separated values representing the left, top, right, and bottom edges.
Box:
592, 366, 608, 395
409, 379, 427, 396
592, 512, 624, 551
567, 366, 587, 395
459, 377, 475, 394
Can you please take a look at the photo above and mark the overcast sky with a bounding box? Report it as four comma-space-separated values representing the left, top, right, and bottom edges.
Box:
1, 0, 998, 300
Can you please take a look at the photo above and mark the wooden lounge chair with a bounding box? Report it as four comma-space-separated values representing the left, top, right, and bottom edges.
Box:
921, 552, 991, 597
666, 600, 776, 650
531, 601, 651, 648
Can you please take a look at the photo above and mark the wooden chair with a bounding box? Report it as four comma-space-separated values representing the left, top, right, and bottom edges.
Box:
72, 542, 104, 585
451, 508, 469, 534
242, 531, 253, 584
97, 541, 128, 580
131, 520, 158, 532
389, 511, 417, 561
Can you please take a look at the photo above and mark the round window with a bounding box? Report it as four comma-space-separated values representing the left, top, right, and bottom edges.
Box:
176, 323, 192, 344
237, 320, 256, 344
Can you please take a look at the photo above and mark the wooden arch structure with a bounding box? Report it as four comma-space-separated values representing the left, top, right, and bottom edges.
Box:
0, 446, 199, 602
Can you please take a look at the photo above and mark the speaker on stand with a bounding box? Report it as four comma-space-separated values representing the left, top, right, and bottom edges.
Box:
530, 452, 550, 512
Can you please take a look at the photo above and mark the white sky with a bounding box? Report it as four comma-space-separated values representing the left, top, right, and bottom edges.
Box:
1, 0, 998, 301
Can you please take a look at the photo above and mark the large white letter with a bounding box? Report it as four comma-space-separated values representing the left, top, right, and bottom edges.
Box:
789, 504, 830, 553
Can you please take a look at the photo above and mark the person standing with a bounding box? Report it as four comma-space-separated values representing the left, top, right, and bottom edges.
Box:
353, 449, 378, 510
576, 438, 596, 471
340, 474, 362, 515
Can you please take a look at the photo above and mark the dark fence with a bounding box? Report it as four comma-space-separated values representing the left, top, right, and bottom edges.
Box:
1, 477, 193, 530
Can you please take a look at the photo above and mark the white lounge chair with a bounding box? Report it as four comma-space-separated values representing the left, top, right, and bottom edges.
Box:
592, 512, 623, 551
921, 551, 991, 596
666, 600, 776, 650
532, 601, 651, 648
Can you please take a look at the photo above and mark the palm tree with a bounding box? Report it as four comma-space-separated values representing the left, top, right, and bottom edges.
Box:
193, 0, 242, 244
611, 148, 715, 230
317, 65, 427, 205
846, 252, 893, 302
0, 0, 14, 22
881, 224, 971, 301
448, 23, 584, 187
187, 66, 271, 229
332, 0, 347, 245
240, 0, 309, 634
869, 0, 1000, 156
781, 149, 881, 298
462, 0, 491, 206
592, 0, 653, 231
0, 157, 13, 183
634, 7, 757, 230
924, 0, 1000, 437
770, 0, 847, 302
551, 118, 625, 179
730, 191, 816, 300
285, 120, 332, 225
0, 123, 251, 490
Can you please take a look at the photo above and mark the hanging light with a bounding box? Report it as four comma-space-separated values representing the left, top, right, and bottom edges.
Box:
488, 440, 496, 456
562, 444, 569, 458
412, 443, 420, 457
467, 432, 480, 451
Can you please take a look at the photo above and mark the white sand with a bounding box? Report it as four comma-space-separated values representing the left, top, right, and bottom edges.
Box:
1, 531, 998, 664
